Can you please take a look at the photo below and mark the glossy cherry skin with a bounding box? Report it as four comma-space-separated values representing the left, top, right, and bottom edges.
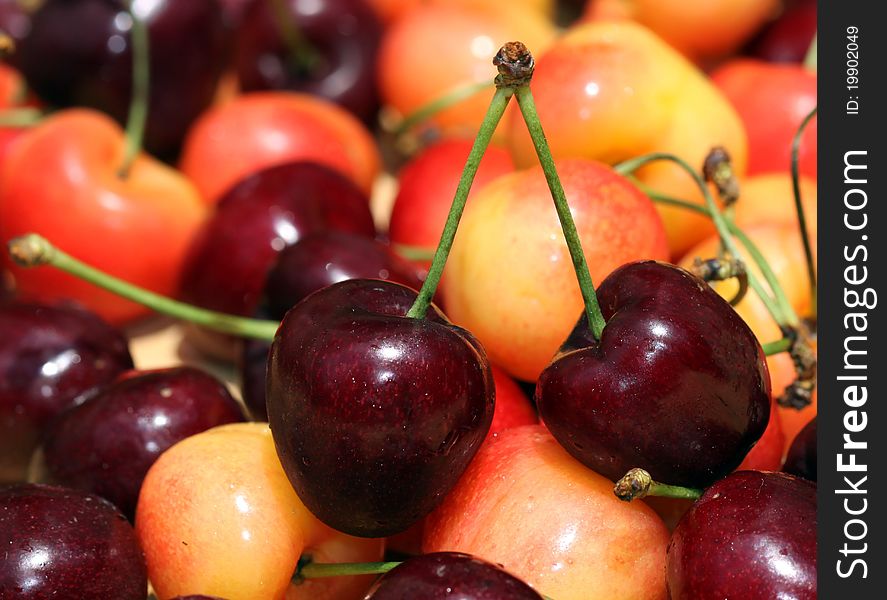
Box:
0, 303, 133, 483
0, 483, 147, 599
266, 279, 494, 537
783, 417, 816, 481
536, 261, 770, 488
179, 162, 376, 318
667, 471, 816, 599
40, 367, 245, 519
9, 0, 230, 157
236, 0, 382, 122
241, 231, 425, 420
265, 231, 425, 317
365, 552, 543, 599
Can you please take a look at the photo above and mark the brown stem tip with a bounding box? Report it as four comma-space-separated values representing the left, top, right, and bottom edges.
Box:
703, 146, 739, 206
0, 33, 14, 57
8, 234, 53, 268
493, 41, 534, 88
614, 468, 653, 502
778, 324, 817, 410
691, 255, 749, 306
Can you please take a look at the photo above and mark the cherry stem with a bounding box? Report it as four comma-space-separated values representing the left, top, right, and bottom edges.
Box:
293, 557, 401, 582
271, 0, 320, 74
0, 107, 44, 127
118, 0, 150, 179
512, 80, 607, 340
7, 234, 279, 341
633, 181, 789, 327
792, 106, 817, 316
762, 337, 792, 356
394, 78, 495, 137
803, 33, 817, 72
614, 468, 702, 502
616, 154, 800, 328
392, 242, 436, 263
292, 557, 558, 600
404, 53, 517, 319
0, 32, 14, 57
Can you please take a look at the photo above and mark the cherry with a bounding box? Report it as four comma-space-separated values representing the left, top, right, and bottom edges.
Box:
0, 302, 133, 483
667, 471, 816, 599
266, 279, 494, 537
240, 230, 425, 420
179, 162, 376, 319
265, 231, 424, 317
537, 261, 770, 488
39, 366, 246, 519
364, 552, 543, 599
783, 417, 816, 481
235, 0, 383, 122
0, 483, 147, 599
748, 0, 816, 63
8, 0, 230, 158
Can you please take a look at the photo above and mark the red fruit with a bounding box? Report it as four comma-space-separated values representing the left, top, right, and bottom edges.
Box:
442, 159, 669, 382
0, 109, 206, 324
388, 139, 514, 263
424, 425, 669, 600
667, 471, 816, 599
712, 59, 816, 178
179, 92, 381, 204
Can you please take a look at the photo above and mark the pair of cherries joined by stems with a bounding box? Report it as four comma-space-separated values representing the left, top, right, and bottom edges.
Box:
8, 42, 806, 589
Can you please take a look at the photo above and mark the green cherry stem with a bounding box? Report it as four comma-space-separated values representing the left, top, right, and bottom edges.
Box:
616, 154, 800, 328
392, 242, 436, 263
761, 337, 792, 356
292, 557, 558, 600
271, 0, 320, 74
7, 234, 279, 341
631, 180, 788, 326
118, 0, 150, 178
627, 181, 795, 355
0, 107, 44, 127
614, 468, 703, 502
293, 558, 401, 582
511, 65, 607, 340
394, 78, 495, 138
404, 61, 515, 318
792, 106, 817, 316
803, 33, 817, 72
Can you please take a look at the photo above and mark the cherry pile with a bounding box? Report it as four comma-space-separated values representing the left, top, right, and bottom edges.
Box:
0, 1, 817, 599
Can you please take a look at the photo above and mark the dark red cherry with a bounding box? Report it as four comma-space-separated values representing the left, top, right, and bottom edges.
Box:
0, 483, 147, 599
667, 471, 816, 599
0, 302, 133, 483
235, 0, 382, 122
8, 0, 231, 157
783, 417, 816, 481
266, 279, 494, 537
241, 231, 424, 420
179, 162, 376, 319
536, 261, 770, 488
364, 552, 543, 599
39, 367, 245, 519
748, 0, 816, 63
265, 230, 424, 319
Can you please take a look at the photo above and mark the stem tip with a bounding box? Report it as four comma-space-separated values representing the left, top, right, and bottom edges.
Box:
0, 33, 14, 57
8, 234, 53, 268
702, 146, 739, 206
614, 468, 653, 502
494, 41, 534, 87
